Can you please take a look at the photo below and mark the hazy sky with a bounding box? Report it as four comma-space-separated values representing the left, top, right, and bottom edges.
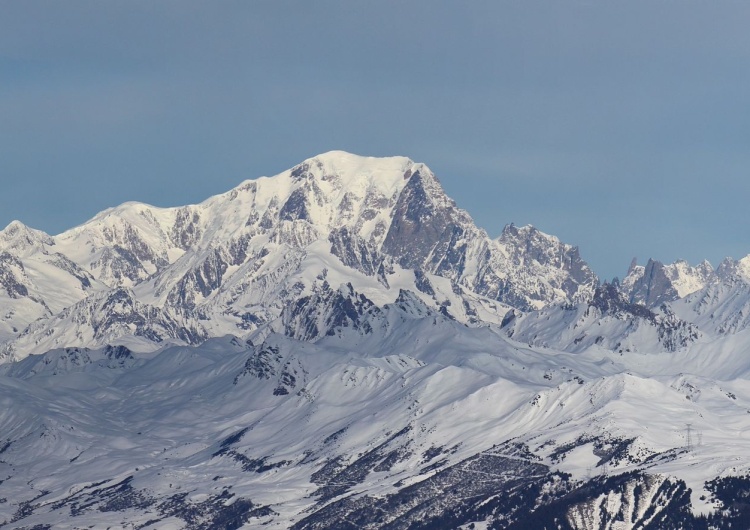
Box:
1, 2, 749, 279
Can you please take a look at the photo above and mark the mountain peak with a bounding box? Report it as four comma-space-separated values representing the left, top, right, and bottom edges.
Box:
620, 257, 716, 307
0, 220, 53, 255
307, 150, 414, 168
0, 152, 602, 359
285, 151, 421, 197
717, 255, 750, 284
499, 223, 561, 245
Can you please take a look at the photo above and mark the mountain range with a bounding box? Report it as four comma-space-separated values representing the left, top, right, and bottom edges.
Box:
2, 151, 750, 529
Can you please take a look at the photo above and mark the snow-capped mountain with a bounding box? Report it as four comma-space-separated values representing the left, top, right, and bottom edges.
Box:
667, 256, 750, 336
0, 221, 107, 344
616, 255, 750, 339
500, 282, 701, 354
5, 151, 750, 528
0, 151, 598, 361
620, 258, 715, 308
4, 302, 750, 528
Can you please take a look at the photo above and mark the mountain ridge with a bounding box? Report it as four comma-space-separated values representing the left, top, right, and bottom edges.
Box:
4, 152, 750, 528
0, 150, 599, 361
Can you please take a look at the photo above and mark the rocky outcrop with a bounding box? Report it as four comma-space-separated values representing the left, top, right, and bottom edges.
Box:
0, 151, 599, 359
621, 258, 715, 307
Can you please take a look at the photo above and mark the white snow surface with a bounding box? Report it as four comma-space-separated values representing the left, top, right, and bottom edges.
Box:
0, 151, 598, 361
3, 152, 750, 527
2, 308, 750, 527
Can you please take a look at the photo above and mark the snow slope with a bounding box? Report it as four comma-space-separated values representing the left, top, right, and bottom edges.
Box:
0, 151, 598, 361
3, 152, 750, 528
3, 304, 750, 528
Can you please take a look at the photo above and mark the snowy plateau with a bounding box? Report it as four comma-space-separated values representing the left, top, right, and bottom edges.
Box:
2, 151, 750, 529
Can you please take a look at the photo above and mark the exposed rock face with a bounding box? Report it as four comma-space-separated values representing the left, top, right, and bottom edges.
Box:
621, 258, 715, 307
1, 288, 207, 361
5, 152, 750, 529
0, 222, 110, 344
170, 207, 203, 250
716, 255, 750, 283
3, 327, 745, 529
328, 227, 384, 277
0, 221, 54, 259
5, 151, 750, 363
495, 223, 597, 307
501, 281, 700, 354
0, 252, 30, 299
0, 151, 600, 360
623, 259, 677, 307
279, 282, 379, 342
382, 169, 462, 270
667, 256, 750, 336
591, 282, 656, 321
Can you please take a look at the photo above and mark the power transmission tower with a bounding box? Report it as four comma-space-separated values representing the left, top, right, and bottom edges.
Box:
686, 423, 693, 452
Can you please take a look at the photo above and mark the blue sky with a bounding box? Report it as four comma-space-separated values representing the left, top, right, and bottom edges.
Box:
1, 1, 749, 279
